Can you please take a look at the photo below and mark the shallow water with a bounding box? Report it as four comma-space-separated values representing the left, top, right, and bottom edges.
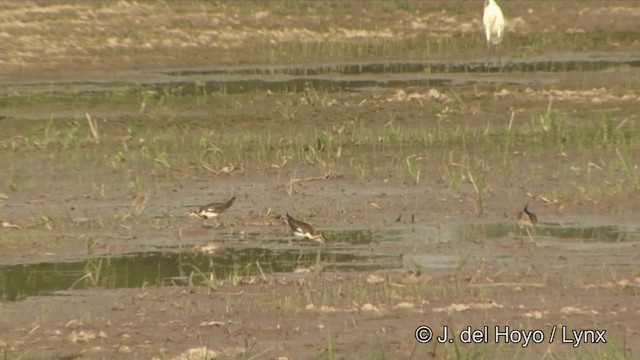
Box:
2, 222, 638, 301
3, 57, 639, 101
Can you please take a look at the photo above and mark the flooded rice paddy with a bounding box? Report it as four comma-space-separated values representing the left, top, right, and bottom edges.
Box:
2, 1, 640, 359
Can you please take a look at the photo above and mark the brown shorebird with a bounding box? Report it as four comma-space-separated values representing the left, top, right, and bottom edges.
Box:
189, 196, 236, 227
517, 203, 537, 244
286, 213, 325, 244
517, 203, 537, 227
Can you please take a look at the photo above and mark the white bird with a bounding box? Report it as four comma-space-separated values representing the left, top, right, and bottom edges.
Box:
483, 0, 505, 47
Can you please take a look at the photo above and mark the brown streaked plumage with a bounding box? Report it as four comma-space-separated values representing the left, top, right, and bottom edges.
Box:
189, 196, 236, 219
286, 213, 325, 243
517, 204, 537, 227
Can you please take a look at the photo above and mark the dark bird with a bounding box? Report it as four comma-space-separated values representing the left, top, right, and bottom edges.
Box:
517, 204, 537, 227
286, 213, 325, 243
189, 196, 236, 220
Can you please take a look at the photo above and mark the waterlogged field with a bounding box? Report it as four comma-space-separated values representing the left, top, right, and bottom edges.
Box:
1, 1, 640, 359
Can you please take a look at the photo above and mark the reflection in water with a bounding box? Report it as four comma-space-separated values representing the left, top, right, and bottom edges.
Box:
0, 248, 362, 301
164, 59, 640, 77
6, 58, 640, 100
405, 222, 640, 271
0, 228, 385, 301
443, 222, 640, 243
1, 223, 637, 301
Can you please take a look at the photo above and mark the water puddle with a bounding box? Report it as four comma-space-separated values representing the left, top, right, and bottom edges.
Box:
443, 221, 640, 244
0, 247, 375, 301
0, 228, 409, 301
407, 222, 640, 270
163, 58, 640, 76
1, 223, 638, 301
3, 57, 640, 99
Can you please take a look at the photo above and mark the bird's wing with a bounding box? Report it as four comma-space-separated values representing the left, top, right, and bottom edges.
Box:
287, 219, 303, 232
484, 11, 497, 26
204, 202, 226, 211
287, 216, 314, 233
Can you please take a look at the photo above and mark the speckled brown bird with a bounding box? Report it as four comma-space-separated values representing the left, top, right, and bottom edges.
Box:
517, 204, 537, 227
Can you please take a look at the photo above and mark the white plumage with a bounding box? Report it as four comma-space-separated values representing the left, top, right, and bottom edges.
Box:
483, 0, 505, 46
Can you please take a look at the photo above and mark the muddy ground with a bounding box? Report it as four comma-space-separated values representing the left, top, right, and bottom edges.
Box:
1, 1, 640, 359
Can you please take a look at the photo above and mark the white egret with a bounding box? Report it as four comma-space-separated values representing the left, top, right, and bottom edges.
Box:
483, 0, 505, 47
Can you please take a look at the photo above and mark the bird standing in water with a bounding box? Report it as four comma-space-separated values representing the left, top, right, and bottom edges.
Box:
189, 196, 236, 227
286, 213, 325, 244
483, 0, 505, 65
517, 204, 537, 227
517, 203, 537, 244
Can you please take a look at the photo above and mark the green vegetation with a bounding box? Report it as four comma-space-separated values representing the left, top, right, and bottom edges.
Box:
405, 154, 421, 184
1, 84, 639, 209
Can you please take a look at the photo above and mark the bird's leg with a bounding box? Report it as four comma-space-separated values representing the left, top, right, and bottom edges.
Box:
485, 45, 491, 70
487, 44, 497, 71
314, 246, 322, 274
296, 243, 303, 263
201, 217, 220, 229
525, 227, 536, 245
516, 224, 524, 242
525, 263, 543, 277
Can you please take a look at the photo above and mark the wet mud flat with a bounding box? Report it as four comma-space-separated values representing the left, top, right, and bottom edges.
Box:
2, 1, 640, 359
1, 214, 639, 359
0, 239, 637, 359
